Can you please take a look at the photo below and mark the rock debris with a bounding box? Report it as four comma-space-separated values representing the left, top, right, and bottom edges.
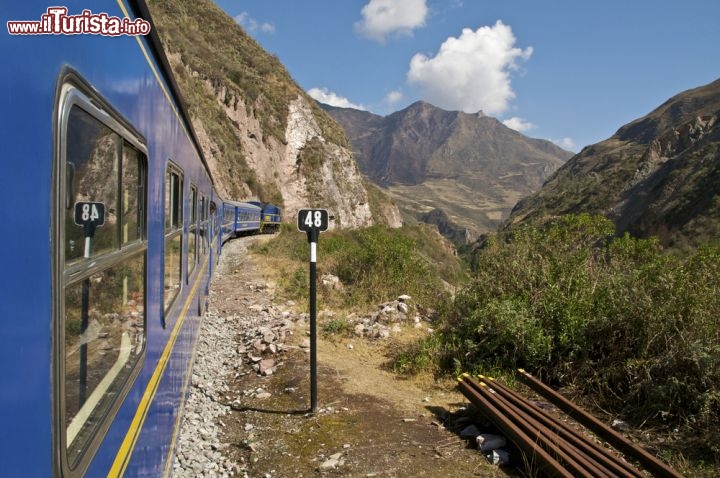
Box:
170, 236, 477, 477
172, 237, 303, 477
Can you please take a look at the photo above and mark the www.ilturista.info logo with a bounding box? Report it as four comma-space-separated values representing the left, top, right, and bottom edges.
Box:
7, 7, 151, 36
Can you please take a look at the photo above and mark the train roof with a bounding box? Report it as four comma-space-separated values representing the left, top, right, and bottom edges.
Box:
223, 200, 262, 211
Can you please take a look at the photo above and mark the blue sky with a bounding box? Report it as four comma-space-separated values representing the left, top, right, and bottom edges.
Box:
213, 1, 720, 152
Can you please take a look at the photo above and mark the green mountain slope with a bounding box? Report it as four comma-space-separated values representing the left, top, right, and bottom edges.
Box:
508, 78, 720, 249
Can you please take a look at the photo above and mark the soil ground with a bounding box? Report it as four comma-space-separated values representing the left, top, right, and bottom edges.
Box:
211, 236, 514, 478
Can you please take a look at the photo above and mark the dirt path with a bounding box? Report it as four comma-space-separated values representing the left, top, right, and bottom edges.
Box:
206, 236, 511, 477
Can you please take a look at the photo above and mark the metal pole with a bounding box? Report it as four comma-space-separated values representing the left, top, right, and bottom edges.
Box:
308, 228, 318, 413
79, 235, 92, 405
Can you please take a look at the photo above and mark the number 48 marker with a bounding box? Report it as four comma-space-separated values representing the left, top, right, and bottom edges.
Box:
297, 209, 328, 232
296, 208, 329, 414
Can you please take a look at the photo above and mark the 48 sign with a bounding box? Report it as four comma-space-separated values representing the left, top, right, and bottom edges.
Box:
296, 207, 329, 413
297, 209, 329, 232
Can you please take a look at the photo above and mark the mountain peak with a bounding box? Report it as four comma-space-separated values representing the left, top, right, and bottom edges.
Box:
405, 100, 439, 111
324, 99, 572, 237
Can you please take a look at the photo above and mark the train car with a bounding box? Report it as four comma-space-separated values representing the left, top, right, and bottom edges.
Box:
247, 201, 283, 233
263, 204, 282, 233
221, 200, 262, 241
1, 2, 231, 476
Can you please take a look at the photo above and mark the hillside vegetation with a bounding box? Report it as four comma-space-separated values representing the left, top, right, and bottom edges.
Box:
508, 78, 720, 250
397, 214, 720, 471
149, 0, 346, 148
148, 0, 356, 212
253, 224, 465, 312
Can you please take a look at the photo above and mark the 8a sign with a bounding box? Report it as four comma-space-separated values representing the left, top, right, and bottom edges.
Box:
297, 208, 329, 232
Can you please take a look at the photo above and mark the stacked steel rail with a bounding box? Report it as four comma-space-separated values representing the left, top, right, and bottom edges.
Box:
457, 372, 683, 478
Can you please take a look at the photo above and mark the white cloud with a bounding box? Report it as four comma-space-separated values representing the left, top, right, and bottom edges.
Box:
307, 88, 366, 110
503, 117, 536, 133
407, 20, 532, 116
355, 0, 428, 42
234, 12, 275, 34
385, 90, 403, 106
551, 137, 577, 152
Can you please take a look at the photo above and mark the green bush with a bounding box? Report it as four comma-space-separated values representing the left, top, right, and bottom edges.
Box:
392, 333, 444, 375
320, 318, 353, 338
252, 224, 463, 312
331, 226, 440, 305
428, 214, 720, 457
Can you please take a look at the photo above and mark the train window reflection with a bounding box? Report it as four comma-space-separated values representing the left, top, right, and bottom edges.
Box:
199, 194, 207, 255
188, 185, 197, 276
164, 164, 183, 316
65, 107, 119, 263
59, 97, 147, 473
210, 201, 217, 245
64, 254, 146, 467
122, 144, 142, 245
164, 233, 182, 311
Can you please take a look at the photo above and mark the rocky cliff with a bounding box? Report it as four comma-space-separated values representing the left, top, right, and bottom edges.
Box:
508, 78, 720, 248
147, 0, 400, 229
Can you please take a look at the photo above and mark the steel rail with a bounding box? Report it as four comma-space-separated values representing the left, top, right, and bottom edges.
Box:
477, 375, 646, 478
463, 376, 614, 478
457, 378, 575, 478
470, 377, 620, 478
516, 369, 683, 478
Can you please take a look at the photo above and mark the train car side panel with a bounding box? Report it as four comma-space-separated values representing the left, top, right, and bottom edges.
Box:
1, 2, 277, 476
0, 14, 56, 475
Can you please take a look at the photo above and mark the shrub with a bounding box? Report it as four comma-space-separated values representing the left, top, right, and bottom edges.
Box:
331, 226, 440, 306
320, 318, 352, 338
424, 214, 720, 457
252, 224, 462, 312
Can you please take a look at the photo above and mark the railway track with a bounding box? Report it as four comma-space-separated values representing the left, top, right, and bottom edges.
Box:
457, 372, 683, 478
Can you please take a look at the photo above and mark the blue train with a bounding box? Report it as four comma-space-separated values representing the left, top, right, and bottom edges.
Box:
248, 201, 283, 233
1, 2, 280, 476
221, 201, 261, 242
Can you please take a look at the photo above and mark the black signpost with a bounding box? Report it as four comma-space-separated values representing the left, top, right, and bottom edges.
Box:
74, 201, 105, 406
297, 209, 329, 413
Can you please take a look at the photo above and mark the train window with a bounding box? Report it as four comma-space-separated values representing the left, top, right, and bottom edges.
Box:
164, 235, 182, 311
164, 165, 183, 314
122, 144, 142, 245
188, 185, 197, 277
210, 201, 217, 241
57, 83, 147, 475
203, 196, 209, 253
190, 186, 197, 224
165, 167, 182, 233
64, 255, 145, 466
199, 194, 207, 255
64, 108, 119, 263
